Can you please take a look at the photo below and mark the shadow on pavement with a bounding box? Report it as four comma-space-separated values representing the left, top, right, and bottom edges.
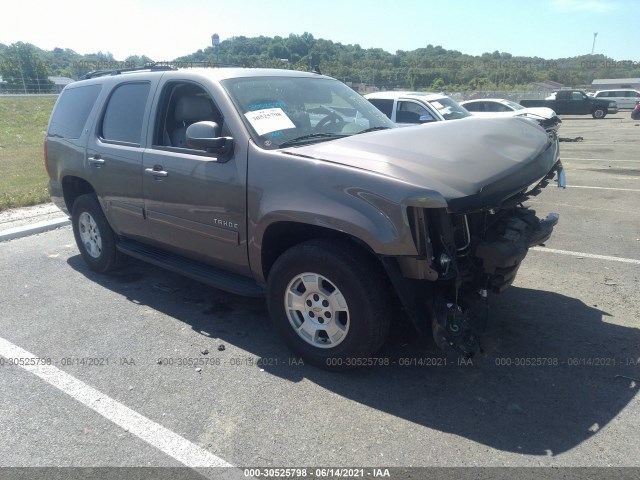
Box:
68, 255, 640, 457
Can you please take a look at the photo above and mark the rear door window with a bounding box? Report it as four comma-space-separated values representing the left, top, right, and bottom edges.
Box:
463, 102, 481, 112
101, 82, 151, 145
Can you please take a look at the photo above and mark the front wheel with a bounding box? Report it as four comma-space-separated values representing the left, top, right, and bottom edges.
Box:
267, 239, 391, 370
592, 108, 606, 119
71, 193, 122, 273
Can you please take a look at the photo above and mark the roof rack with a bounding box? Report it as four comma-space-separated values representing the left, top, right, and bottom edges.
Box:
80, 65, 177, 80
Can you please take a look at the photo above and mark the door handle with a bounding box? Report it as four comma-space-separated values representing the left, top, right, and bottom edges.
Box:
87, 156, 105, 167
145, 166, 168, 178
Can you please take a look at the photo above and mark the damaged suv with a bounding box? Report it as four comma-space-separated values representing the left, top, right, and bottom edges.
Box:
45, 67, 565, 369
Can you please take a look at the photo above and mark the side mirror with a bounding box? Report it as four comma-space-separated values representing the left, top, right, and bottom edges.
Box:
186, 121, 234, 159
419, 114, 436, 123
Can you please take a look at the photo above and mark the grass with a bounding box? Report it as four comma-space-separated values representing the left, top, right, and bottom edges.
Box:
0, 96, 57, 211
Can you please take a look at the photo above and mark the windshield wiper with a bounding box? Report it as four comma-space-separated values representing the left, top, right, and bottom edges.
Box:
279, 132, 348, 148
357, 126, 392, 134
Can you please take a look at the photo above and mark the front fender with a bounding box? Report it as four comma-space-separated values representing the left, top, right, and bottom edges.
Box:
246, 142, 447, 282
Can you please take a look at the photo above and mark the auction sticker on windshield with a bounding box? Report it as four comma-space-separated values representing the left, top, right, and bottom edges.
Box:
245, 108, 296, 136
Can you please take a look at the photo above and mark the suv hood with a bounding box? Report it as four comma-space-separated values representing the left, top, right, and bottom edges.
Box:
284, 116, 557, 209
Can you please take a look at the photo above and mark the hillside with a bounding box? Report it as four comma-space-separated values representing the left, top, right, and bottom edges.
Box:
1, 33, 639, 91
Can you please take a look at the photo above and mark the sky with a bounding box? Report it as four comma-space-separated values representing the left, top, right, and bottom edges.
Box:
1, 0, 638, 62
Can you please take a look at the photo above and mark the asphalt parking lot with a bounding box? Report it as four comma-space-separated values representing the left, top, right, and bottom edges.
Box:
0, 114, 639, 479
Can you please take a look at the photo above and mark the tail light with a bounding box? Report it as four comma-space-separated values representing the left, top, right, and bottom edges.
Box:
44, 136, 50, 178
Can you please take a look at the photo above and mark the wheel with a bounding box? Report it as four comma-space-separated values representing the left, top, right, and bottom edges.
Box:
267, 239, 392, 370
71, 193, 122, 273
592, 108, 606, 119
314, 112, 346, 132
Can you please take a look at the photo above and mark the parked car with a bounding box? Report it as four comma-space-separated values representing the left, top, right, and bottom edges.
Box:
364, 91, 471, 124
460, 98, 561, 133
45, 67, 564, 368
521, 90, 617, 118
594, 89, 640, 109
632, 100, 640, 120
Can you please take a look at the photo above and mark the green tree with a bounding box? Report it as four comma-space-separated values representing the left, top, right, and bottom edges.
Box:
125, 55, 154, 66
432, 78, 445, 91
0, 42, 53, 93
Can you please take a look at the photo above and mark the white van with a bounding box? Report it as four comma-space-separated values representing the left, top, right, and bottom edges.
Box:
593, 89, 640, 109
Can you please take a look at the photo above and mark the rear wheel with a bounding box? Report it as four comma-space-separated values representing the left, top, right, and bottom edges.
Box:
592, 107, 606, 119
71, 193, 122, 273
267, 239, 391, 370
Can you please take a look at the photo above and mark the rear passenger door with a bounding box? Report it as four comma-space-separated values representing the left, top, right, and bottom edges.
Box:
141, 80, 250, 276
86, 79, 159, 239
622, 91, 640, 109
610, 91, 626, 108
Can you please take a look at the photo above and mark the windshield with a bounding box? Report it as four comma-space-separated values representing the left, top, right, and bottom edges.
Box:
222, 76, 395, 149
426, 97, 471, 120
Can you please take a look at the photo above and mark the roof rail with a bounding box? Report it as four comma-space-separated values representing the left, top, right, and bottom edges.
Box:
79, 65, 177, 80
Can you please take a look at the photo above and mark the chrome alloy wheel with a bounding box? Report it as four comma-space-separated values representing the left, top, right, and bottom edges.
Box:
284, 272, 350, 348
78, 212, 102, 259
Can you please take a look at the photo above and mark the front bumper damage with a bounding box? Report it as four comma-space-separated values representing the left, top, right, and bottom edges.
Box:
386, 159, 565, 357
431, 206, 559, 356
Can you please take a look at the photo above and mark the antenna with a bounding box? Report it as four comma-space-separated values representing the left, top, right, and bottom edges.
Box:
591, 32, 598, 55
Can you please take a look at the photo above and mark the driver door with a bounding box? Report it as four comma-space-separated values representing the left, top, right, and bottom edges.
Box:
141, 80, 250, 276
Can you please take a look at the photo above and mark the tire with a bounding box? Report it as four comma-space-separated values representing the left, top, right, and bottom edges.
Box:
267, 239, 392, 370
592, 108, 606, 119
71, 193, 122, 273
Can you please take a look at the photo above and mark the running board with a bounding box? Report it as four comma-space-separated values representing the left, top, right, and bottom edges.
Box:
117, 239, 264, 297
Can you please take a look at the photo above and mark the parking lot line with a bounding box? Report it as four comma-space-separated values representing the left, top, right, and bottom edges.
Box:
563, 158, 640, 162
531, 247, 640, 265
564, 143, 638, 146
0, 336, 234, 469
527, 201, 639, 214
566, 185, 640, 192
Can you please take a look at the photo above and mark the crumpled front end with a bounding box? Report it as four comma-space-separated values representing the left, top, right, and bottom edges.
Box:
395, 151, 565, 357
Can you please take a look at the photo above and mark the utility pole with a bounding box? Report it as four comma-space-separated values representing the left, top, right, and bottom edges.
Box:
591, 32, 598, 55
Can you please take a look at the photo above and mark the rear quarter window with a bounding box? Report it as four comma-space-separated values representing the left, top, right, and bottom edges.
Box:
48, 84, 102, 139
